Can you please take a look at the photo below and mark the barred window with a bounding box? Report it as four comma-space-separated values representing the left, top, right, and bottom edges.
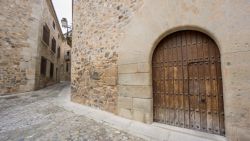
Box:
50, 63, 54, 78
66, 63, 69, 72
42, 24, 50, 46
51, 38, 56, 53
53, 21, 55, 29
40, 57, 47, 75
57, 47, 60, 58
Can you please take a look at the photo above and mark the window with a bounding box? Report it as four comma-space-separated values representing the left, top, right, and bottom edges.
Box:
57, 47, 60, 58
65, 51, 70, 61
66, 63, 69, 72
56, 68, 58, 81
51, 38, 56, 53
42, 24, 50, 45
50, 63, 54, 78
40, 57, 47, 75
53, 21, 55, 29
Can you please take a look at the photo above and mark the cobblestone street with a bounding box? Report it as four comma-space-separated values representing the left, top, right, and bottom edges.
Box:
0, 83, 144, 141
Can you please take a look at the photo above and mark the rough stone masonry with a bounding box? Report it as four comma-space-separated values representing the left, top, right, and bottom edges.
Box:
71, 0, 143, 113
72, 0, 250, 141
0, 0, 40, 94
0, 0, 71, 95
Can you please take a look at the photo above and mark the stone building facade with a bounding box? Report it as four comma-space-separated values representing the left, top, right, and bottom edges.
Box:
72, 0, 250, 141
0, 0, 71, 95
72, 0, 143, 113
59, 40, 71, 82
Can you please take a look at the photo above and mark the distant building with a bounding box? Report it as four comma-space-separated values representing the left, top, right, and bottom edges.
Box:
0, 0, 71, 94
64, 30, 72, 47
59, 40, 71, 82
72, 1, 250, 141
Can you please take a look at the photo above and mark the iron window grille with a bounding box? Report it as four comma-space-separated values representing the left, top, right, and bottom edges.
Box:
42, 24, 50, 46
51, 38, 56, 53
40, 57, 47, 76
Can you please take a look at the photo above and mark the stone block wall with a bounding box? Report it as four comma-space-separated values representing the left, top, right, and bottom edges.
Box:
34, 0, 64, 89
116, 0, 250, 141
0, 0, 70, 95
0, 0, 42, 95
72, 0, 143, 113
118, 63, 153, 123
73, 0, 250, 140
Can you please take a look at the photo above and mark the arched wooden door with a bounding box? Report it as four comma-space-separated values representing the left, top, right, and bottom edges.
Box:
152, 30, 225, 135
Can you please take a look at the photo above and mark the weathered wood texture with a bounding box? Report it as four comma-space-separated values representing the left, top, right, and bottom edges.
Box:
152, 30, 225, 135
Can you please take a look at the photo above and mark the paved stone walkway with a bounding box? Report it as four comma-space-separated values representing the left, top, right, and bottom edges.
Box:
0, 83, 144, 141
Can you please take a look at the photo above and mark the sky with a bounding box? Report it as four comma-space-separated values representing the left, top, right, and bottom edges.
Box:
52, 0, 72, 34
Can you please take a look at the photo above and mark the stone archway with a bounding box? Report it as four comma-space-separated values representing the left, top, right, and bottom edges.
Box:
152, 30, 225, 135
